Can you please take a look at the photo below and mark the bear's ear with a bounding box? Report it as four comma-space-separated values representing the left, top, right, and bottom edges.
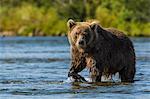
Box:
90, 22, 98, 31
67, 19, 76, 29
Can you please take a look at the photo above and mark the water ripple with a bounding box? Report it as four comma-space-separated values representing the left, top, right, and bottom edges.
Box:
0, 37, 150, 98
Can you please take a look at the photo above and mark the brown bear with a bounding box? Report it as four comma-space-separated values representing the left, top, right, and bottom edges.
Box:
67, 19, 136, 82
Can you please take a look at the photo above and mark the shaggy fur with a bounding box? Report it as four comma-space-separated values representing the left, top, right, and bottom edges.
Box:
67, 19, 136, 82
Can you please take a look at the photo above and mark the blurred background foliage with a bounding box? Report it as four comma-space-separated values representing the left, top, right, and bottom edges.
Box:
0, 0, 150, 36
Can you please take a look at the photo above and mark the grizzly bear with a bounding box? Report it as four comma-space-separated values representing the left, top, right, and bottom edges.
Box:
67, 19, 136, 82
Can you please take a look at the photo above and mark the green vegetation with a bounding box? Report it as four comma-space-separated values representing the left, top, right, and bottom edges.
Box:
0, 0, 150, 36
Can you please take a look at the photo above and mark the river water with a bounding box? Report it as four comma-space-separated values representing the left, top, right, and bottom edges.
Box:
0, 37, 150, 99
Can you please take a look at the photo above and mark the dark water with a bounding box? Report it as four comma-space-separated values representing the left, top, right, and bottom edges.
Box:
0, 37, 150, 99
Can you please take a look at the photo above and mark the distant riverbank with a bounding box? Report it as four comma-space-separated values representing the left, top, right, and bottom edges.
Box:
0, 0, 150, 37
0, 31, 66, 37
0, 31, 149, 37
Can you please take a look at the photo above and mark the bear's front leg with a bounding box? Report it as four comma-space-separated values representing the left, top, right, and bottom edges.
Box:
87, 58, 102, 82
68, 64, 87, 82
68, 52, 87, 82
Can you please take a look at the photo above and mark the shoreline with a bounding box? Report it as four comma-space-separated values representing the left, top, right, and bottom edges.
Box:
0, 31, 149, 37
0, 31, 66, 37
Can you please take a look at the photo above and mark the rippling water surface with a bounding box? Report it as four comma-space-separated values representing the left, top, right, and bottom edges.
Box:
0, 37, 150, 99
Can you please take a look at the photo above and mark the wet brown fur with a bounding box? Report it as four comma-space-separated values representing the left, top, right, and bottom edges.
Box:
67, 20, 136, 82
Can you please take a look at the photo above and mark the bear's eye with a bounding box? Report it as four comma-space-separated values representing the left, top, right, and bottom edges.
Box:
75, 35, 77, 39
85, 33, 90, 39
83, 31, 87, 34
82, 36, 85, 39
74, 32, 78, 35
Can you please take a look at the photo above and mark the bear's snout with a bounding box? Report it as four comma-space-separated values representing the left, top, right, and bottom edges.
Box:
77, 39, 86, 48
77, 35, 86, 49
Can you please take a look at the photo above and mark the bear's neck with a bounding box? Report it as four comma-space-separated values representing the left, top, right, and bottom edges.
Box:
81, 47, 97, 57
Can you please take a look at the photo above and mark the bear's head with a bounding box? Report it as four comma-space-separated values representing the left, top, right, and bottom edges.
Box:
67, 19, 99, 53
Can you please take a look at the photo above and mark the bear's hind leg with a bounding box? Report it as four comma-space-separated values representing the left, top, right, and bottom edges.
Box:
119, 66, 135, 82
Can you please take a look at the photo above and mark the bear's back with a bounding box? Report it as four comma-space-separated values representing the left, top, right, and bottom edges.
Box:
105, 28, 127, 39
